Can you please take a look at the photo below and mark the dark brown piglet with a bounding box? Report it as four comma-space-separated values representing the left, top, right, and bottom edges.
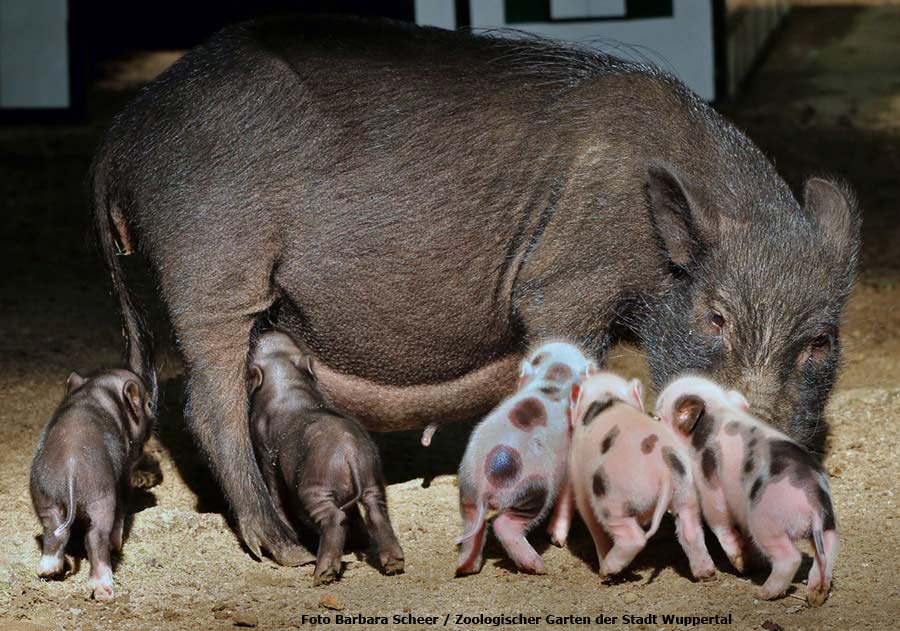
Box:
249, 331, 404, 585
29, 369, 154, 601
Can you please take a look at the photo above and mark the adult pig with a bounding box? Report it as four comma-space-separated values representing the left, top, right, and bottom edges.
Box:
91, 15, 861, 563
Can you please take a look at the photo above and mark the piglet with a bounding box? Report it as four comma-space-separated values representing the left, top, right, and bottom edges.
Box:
569, 372, 715, 580
655, 375, 838, 605
29, 369, 155, 600
455, 341, 594, 576
249, 331, 404, 585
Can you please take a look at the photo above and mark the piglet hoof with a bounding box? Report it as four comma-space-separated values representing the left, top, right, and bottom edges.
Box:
517, 559, 547, 575
312, 568, 340, 587
455, 561, 482, 577
694, 568, 717, 582
806, 585, 829, 607
725, 553, 745, 574
379, 554, 405, 576
756, 586, 786, 601
549, 532, 567, 548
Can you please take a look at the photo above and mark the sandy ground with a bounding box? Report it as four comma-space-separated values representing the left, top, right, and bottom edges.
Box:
1, 4, 899, 631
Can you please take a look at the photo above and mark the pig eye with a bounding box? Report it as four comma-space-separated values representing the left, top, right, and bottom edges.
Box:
706, 310, 725, 335
808, 333, 834, 361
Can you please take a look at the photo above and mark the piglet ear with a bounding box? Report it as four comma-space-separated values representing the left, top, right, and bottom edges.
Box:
629, 378, 645, 413
304, 356, 317, 382
249, 365, 264, 395
674, 394, 705, 434
727, 389, 750, 412
518, 360, 535, 388
568, 382, 583, 427
66, 371, 85, 394
122, 379, 146, 432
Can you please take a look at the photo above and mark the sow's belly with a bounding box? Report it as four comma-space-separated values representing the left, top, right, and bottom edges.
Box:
311, 355, 522, 432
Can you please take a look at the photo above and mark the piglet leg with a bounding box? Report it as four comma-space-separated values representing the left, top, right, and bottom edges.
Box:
753, 531, 802, 601
672, 494, 715, 580
361, 488, 405, 575
455, 500, 488, 576
547, 480, 573, 548
84, 496, 117, 601
315, 516, 349, 585
36, 506, 69, 578
492, 511, 546, 575
806, 529, 838, 606
598, 517, 645, 578
698, 484, 746, 573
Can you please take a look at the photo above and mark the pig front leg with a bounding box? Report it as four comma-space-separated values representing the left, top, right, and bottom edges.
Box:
84, 495, 117, 601
547, 479, 573, 547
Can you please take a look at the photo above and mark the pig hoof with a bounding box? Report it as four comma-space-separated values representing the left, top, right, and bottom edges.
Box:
380, 556, 405, 576
89, 580, 115, 602
37, 555, 64, 578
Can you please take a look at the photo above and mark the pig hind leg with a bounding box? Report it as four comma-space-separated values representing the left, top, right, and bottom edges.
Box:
752, 530, 803, 601
492, 488, 550, 575
302, 488, 350, 585
456, 500, 488, 576
36, 505, 69, 578
167, 276, 311, 567
671, 484, 715, 580
84, 495, 117, 601
807, 529, 839, 606
360, 486, 404, 576
599, 517, 646, 578
698, 482, 746, 573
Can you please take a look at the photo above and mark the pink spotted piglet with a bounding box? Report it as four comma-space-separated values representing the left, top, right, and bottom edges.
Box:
569, 372, 715, 580
455, 341, 594, 576
655, 375, 838, 605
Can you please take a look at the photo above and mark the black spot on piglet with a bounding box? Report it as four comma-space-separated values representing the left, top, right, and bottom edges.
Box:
592, 467, 608, 497
600, 425, 620, 454
663, 447, 686, 478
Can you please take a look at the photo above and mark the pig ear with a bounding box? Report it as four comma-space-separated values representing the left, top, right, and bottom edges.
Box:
803, 177, 861, 273
727, 389, 750, 412
249, 365, 264, 394
66, 371, 85, 394
646, 161, 718, 271
673, 394, 705, 434
629, 379, 645, 413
